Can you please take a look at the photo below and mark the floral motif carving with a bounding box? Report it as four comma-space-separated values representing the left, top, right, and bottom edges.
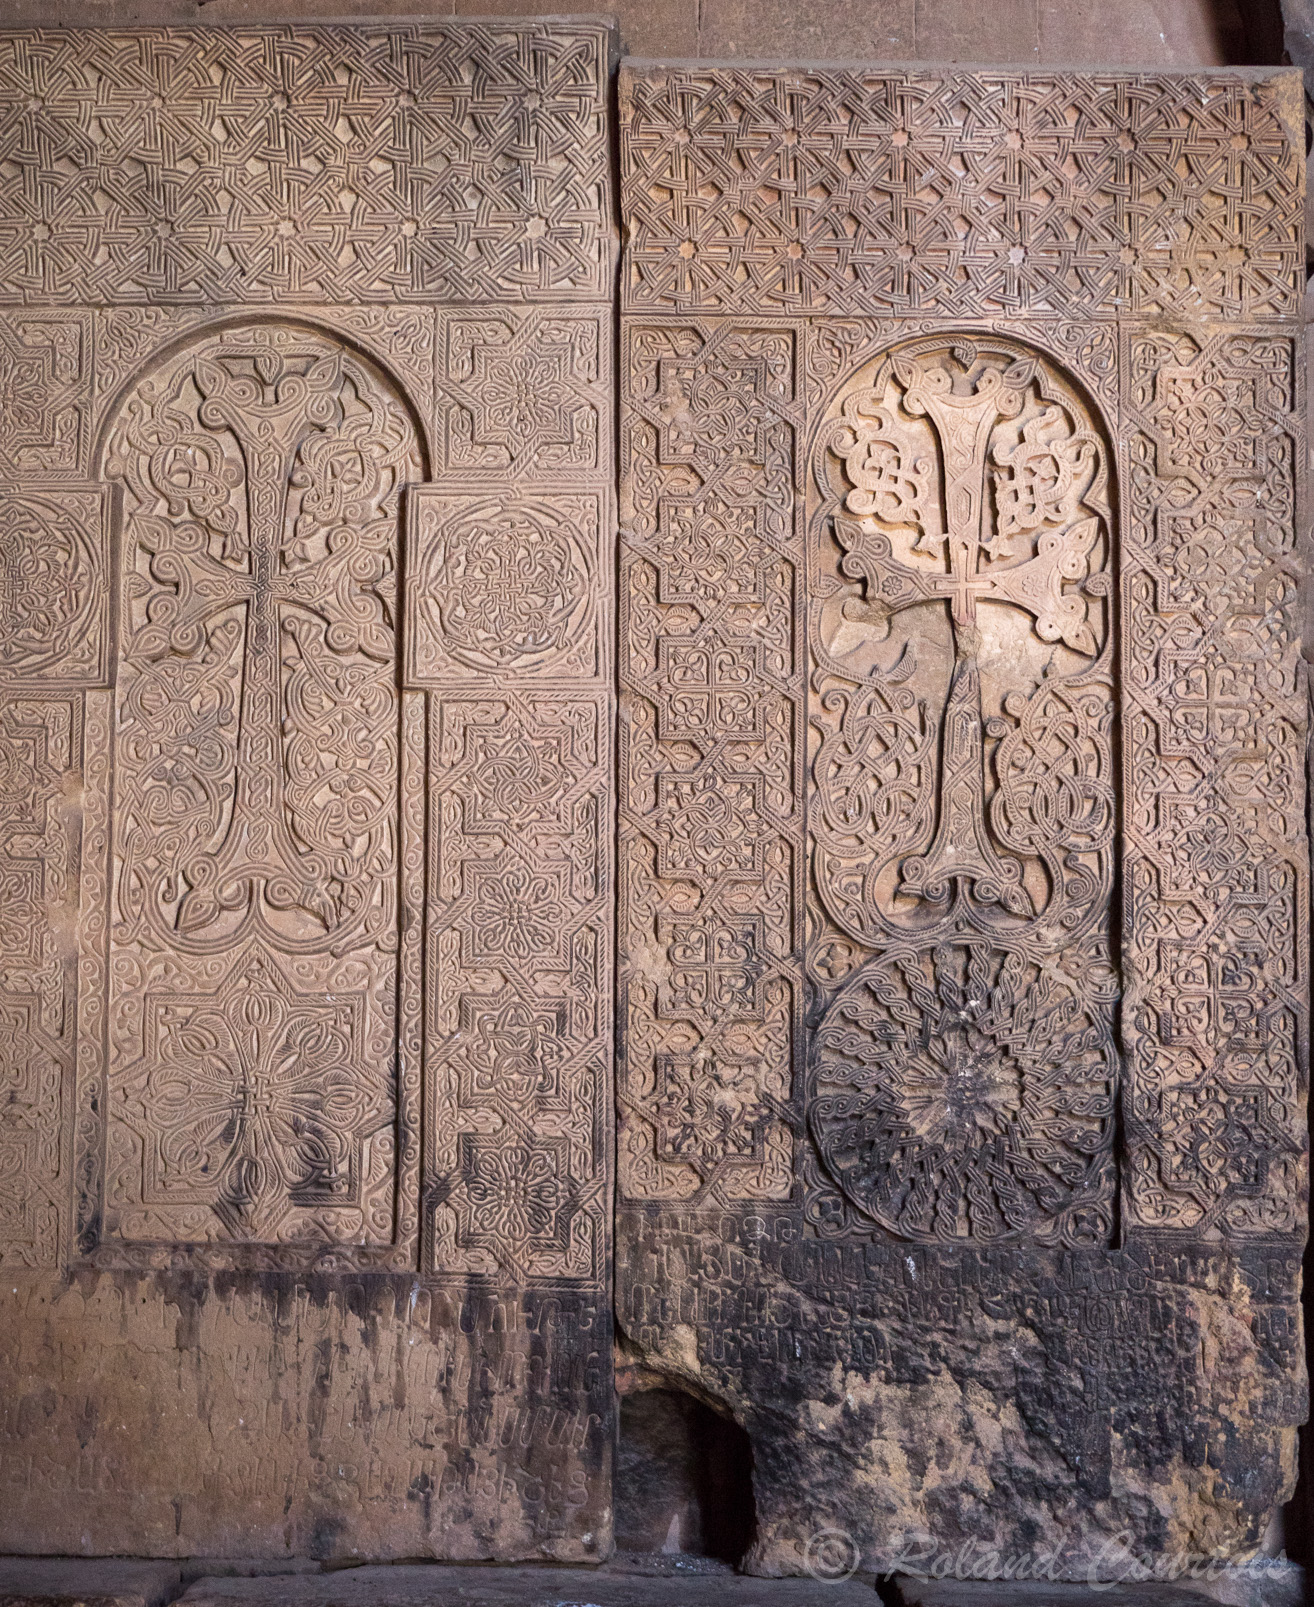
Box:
0, 488, 111, 686
95, 307, 437, 423
408, 492, 600, 681
653, 1053, 770, 1170
0, 697, 81, 1269
0, 17, 617, 1553
654, 774, 768, 879
807, 335, 1118, 1243
105, 325, 419, 957
451, 992, 570, 1108
451, 1136, 573, 1259
414, 446, 610, 1272
420, 266, 612, 1292
113, 949, 382, 1244
811, 337, 1114, 950
420, 334, 612, 1283
100, 321, 423, 1256
427, 694, 608, 1282
0, 994, 65, 1267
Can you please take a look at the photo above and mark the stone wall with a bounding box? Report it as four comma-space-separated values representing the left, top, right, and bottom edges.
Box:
0, 0, 1304, 1574
5, 0, 1285, 67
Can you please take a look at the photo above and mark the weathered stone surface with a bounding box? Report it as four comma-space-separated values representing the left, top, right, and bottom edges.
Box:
0, 1558, 181, 1607
617, 61, 1307, 1578
179, 1565, 876, 1605
695, 0, 913, 60
893, 1577, 1306, 1607
894, 1582, 1220, 1607
614, 1388, 755, 1559
0, 21, 1308, 1577
0, 19, 615, 1561
0, 1278, 612, 1559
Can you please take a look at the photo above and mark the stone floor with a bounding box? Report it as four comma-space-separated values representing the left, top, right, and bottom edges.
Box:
0, 1560, 876, 1607
0, 1560, 1305, 1607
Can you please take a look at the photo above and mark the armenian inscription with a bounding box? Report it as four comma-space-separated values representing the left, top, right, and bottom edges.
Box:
0, 30, 1306, 1577
619, 63, 1306, 1577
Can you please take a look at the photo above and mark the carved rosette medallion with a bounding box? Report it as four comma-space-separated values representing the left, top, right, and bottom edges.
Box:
808, 336, 1118, 1245
407, 492, 600, 682
812, 939, 1116, 1243
422, 498, 592, 673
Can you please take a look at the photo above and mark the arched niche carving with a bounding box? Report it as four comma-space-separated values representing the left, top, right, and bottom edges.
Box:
96, 319, 425, 1253
806, 334, 1119, 1249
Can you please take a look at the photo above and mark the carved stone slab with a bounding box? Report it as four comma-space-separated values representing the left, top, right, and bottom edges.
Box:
0, 32, 1307, 1576
618, 62, 1307, 1575
0, 29, 611, 305
0, 21, 614, 1562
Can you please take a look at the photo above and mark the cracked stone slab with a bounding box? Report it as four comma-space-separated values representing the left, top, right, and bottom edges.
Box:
0, 1559, 182, 1607
179, 1566, 876, 1606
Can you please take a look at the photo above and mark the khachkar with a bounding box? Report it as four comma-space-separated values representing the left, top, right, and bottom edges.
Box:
618, 64, 1307, 1572
0, 24, 614, 1561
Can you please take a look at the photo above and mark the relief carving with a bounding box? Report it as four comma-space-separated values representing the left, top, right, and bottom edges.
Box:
422, 686, 609, 1280
438, 311, 604, 474
0, 313, 89, 475
96, 307, 438, 433
100, 321, 423, 1254
414, 317, 612, 1285
808, 336, 1117, 1245
0, 696, 81, 1268
117, 949, 375, 1242
0, 991, 65, 1264
0, 487, 111, 686
0, 26, 612, 305
619, 69, 1302, 320
0, 18, 617, 1561
0, 356, 103, 1269
0, 29, 1304, 1570
618, 63, 1305, 1580
619, 323, 802, 1206
408, 493, 600, 682
1121, 330, 1306, 1235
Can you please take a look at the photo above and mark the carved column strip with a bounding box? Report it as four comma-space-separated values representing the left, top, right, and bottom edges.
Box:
404, 124, 617, 1550
410, 308, 614, 1289
1120, 325, 1308, 1236
0, 479, 112, 1268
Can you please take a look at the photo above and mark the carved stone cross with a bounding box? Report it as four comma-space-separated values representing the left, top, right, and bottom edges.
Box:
114, 335, 408, 945
830, 345, 1102, 916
